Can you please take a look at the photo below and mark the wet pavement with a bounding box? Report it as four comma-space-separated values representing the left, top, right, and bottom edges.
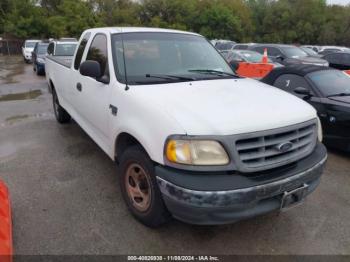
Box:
0, 55, 350, 255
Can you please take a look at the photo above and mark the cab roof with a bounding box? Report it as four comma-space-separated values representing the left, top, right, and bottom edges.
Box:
262, 64, 334, 85
83, 27, 200, 36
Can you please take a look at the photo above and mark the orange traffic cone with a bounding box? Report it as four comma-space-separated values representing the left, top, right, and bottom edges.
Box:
262, 48, 268, 63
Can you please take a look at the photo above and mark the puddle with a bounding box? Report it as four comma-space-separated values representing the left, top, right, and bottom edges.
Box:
0, 90, 42, 102
1, 113, 54, 127
0, 56, 25, 84
5, 115, 30, 123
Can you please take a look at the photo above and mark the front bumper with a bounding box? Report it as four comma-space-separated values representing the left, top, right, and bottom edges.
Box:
24, 54, 32, 60
156, 143, 327, 225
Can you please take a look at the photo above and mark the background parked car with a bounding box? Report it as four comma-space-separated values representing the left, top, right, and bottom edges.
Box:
22, 39, 40, 63
300, 46, 321, 58
262, 65, 350, 151
220, 49, 283, 70
322, 51, 350, 70
59, 37, 78, 42
215, 40, 236, 51
249, 44, 329, 67
231, 43, 256, 50
32, 42, 49, 75
318, 46, 350, 53
301, 45, 320, 53
47, 40, 77, 58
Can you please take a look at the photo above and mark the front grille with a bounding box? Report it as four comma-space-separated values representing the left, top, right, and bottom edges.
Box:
232, 120, 317, 172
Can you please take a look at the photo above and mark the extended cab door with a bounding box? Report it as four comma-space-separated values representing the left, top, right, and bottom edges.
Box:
74, 33, 112, 152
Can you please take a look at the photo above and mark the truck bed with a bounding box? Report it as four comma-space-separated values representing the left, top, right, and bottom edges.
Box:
46, 55, 73, 68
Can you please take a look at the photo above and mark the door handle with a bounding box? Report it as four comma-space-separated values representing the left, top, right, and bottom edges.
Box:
76, 83, 82, 92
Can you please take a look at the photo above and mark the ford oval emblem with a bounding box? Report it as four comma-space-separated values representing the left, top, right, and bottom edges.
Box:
276, 142, 293, 153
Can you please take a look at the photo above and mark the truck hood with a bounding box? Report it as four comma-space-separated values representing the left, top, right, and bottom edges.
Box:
131, 78, 317, 135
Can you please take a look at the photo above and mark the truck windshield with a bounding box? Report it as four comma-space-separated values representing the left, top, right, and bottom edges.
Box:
111, 32, 235, 85
55, 43, 77, 56
25, 41, 37, 48
307, 70, 350, 97
281, 47, 308, 58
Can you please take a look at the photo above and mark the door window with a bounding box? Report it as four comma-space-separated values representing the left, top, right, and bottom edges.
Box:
86, 34, 109, 78
74, 32, 91, 70
47, 43, 54, 55
273, 74, 314, 96
267, 47, 282, 57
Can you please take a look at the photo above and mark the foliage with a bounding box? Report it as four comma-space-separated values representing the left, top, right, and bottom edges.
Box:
0, 0, 349, 46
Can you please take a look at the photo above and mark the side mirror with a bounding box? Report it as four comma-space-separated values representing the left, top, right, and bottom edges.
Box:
294, 87, 312, 98
80, 60, 109, 84
80, 60, 101, 78
275, 55, 284, 61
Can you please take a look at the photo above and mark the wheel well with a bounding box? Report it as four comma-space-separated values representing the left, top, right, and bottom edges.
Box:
115, 133, 146, 162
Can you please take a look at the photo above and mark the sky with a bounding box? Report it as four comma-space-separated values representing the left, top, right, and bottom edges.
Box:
327, 0, 350, 5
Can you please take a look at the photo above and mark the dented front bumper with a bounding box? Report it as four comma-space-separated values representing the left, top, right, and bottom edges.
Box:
156, 143, 327, 225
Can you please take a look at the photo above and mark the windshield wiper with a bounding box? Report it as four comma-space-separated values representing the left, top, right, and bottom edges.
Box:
327, 93, 350, 97
188, 69, 239, 78
145, 74, 195, 81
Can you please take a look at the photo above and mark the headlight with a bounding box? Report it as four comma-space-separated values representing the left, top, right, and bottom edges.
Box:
317, 117, 323, 142
165, 139, 229, 165
37, 58, 45, 63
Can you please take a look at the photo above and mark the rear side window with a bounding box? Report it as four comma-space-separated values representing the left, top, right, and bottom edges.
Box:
74, 32, 91, 70
86, 34, 109, 78
324, 53, 342, 64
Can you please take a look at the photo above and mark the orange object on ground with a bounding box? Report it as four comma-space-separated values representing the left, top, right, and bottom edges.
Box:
0, 180, 12, 261
261, 48, 268, 63
236, 62, 274, 79
345, 70, 350, 75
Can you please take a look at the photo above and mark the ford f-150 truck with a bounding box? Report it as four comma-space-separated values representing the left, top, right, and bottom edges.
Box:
46, 27, 327, 227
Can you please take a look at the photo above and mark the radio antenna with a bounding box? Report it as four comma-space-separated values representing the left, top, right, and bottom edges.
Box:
121, 32, 129, 91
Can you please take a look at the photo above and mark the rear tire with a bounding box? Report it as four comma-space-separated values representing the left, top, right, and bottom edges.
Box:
52, 88, 71, 124
119, 145, 171, 227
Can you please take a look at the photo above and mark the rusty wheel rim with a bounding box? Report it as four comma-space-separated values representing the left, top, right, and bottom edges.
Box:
125, 163, 152, 212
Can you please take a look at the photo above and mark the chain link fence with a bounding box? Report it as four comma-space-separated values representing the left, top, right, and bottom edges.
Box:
0, 40, 24, 55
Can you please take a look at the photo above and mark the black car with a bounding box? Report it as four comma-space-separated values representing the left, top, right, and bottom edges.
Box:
262, 65, 350, 151
32, 42, 49, 75
249, 44, 329, 67
322, 51, 350, 70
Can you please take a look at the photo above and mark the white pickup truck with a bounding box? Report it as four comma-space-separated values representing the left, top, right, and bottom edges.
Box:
46, 27, 327, 227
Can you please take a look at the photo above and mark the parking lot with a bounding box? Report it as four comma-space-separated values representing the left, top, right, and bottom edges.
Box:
0, 55, 350, 255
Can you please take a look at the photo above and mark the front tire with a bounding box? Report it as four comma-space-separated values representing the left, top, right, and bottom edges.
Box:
52, 88, 71, 124
119, 145, 171, 227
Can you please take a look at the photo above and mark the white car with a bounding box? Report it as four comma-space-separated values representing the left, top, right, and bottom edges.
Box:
46, 27, 327, 227
22, 40, 40, 63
